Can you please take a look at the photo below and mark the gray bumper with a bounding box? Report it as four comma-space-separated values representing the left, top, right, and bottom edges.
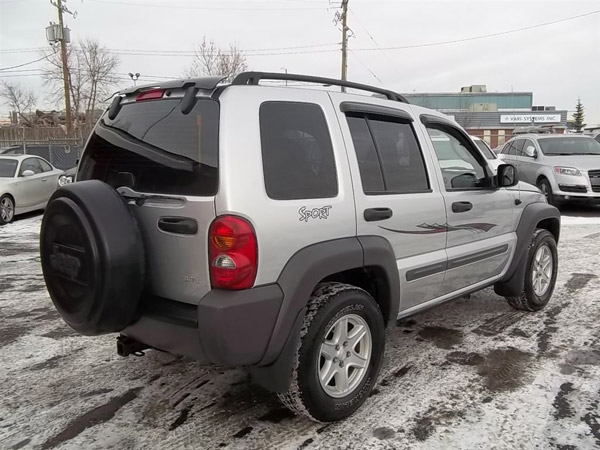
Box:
123, 284, 283, 366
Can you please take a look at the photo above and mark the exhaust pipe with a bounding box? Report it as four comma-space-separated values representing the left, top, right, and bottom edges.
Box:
117, 335, 149, 357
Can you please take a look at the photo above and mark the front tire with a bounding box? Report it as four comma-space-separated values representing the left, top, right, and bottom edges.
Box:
0, 194, 15, 225
537, 178, 560, 207
506, 229, 558, 311
278, 282, 385, 422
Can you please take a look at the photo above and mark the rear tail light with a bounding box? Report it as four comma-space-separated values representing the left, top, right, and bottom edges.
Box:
136, 89, 165, 101
209, 215, 257, 290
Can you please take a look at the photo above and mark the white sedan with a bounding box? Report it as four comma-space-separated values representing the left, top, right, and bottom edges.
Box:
0, 155, 63, 225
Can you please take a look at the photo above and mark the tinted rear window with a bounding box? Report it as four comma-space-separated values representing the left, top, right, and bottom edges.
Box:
0, 159, 18, 177
78, 98, 219, 196
260, 101, 338, 200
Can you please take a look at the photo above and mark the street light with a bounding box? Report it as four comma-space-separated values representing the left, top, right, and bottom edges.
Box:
128, 72, 140, 86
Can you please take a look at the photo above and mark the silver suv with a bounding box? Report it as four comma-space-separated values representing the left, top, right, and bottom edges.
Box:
498, 134, 600, 206
39, 72, 560, 422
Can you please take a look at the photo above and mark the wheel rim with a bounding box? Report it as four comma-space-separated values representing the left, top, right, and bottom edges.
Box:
318, 313, 372, 398
531, 244, 553, 296
0, 197, 14, 223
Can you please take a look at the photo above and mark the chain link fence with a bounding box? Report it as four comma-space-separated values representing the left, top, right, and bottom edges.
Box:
0, 138, 82, 170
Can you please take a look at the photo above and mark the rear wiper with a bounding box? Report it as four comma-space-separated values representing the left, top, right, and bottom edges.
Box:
117, 187, 184, 206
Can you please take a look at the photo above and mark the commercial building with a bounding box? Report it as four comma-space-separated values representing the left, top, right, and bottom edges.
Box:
403, 85, 568, 148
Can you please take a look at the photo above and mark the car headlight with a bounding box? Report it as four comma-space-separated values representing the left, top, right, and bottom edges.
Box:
553, 166, 582, 177
58, 175, 74, 186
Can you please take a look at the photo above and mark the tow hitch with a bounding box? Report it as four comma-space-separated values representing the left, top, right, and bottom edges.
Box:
117, 335, 149, 357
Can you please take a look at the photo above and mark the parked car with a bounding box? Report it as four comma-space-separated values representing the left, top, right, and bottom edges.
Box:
39, 72, 560, 422
0, 155, 62, 225
497, 134, 600, 206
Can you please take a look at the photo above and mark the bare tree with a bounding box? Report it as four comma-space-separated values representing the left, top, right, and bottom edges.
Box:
41, 46, 86, 121
41, 38, 119, 133
184, 37, 248, 82
0, 81, 37, 126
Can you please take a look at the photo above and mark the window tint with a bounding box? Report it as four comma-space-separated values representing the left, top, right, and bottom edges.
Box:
427, 126, 487, 190
38, 159, 53, 172
0, 159, 18, 178
19, 158, 43, 175
346, 116, 385, 192
367, 118, 429, 193
79, 99, 219, 196
260, 102, 337, 200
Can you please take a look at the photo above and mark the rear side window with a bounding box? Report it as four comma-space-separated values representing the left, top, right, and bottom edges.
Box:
79, 98, 219, 196
260, 102, 338, 200
38, 159, 53, 172
347, 114, 429, 194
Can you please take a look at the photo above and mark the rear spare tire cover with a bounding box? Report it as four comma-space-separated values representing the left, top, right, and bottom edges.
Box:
40, 180, 145, 335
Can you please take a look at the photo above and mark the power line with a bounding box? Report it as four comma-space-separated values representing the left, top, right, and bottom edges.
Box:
348, 8, 412, 91
348, 49, 384, 85
356, 8, 600, 52
86, 0, 328, 11
0, 54, 54, 71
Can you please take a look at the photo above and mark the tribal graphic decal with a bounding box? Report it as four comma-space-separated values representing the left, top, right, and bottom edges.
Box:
379, 222, 497, 234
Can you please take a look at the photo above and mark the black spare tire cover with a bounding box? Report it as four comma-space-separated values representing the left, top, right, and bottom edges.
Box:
40, 180, 145, 335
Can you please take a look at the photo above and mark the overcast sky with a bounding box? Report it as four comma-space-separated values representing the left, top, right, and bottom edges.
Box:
1, 0, 599, 123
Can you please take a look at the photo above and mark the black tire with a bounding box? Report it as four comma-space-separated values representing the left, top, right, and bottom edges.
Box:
537, 178, 560, 207
40, 180, 145, 335
506, 229, 558, 312
0, 194, 15, 225
278, 282, 385, 422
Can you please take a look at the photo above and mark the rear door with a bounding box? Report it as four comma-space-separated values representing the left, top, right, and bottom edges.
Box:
331, 95, 447, 311
78, 96, 219, 305
422, 119, 516, 294
516, 138, 538, 184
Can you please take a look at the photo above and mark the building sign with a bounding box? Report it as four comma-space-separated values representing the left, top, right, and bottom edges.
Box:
500, 114, 561, 124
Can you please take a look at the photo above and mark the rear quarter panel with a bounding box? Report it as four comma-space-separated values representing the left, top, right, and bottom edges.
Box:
216, 86, 357, 285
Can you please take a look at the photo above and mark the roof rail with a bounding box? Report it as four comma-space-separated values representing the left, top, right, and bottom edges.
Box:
231, 71, 409, 104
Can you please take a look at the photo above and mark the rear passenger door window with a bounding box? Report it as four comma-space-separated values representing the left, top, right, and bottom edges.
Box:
346, 114, 429, 194
260, 102, 338, 200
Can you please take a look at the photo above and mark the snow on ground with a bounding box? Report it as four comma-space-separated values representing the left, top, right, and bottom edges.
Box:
0, 208, 599, 450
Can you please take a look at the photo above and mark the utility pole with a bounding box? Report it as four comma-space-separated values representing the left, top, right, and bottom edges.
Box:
49, 0, 75, 135
341, 0, 349, 84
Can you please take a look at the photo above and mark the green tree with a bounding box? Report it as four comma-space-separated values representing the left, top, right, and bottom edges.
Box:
573, 97, 585, 132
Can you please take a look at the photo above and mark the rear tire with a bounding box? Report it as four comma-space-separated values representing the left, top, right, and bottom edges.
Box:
0, 194, 15, 225
505, 229, 558, 312
278, 282, 385, 422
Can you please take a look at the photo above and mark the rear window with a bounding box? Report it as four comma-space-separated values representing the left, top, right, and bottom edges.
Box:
260, 101, 338, 200
0, 159, 18, 177
78, 98, 219, 196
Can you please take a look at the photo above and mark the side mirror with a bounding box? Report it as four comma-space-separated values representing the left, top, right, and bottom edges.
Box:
497, 164, 518, 188
21, 170, 35, 177
524, 145, 537, 158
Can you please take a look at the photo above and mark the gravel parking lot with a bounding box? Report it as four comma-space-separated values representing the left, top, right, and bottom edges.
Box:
1, 207, 599, 450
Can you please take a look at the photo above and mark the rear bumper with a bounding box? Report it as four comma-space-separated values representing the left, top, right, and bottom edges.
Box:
122, 284, 283, 366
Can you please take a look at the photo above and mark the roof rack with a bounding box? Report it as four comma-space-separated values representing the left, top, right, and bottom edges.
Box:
231, 71, 409, 104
